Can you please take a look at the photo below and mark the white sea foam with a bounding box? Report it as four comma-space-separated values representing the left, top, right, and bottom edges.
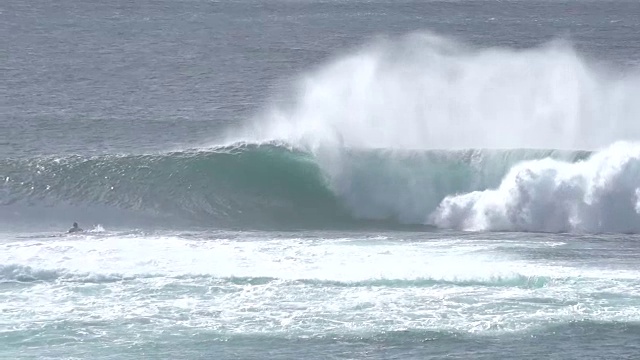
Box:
431, 141, 640, 233
225, 32, 640, 231
237, 32, 640, 151
1, 232, 639, 336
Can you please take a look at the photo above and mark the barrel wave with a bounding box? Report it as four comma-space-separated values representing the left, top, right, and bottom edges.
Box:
4, 33, 640, 233
1, 143, 342, 228
1, 143, 593, 230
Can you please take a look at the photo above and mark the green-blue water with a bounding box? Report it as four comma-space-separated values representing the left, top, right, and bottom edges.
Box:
4, 0, 640, 358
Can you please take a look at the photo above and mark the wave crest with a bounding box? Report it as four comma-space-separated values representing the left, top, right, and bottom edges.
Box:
1, 144, 591, 229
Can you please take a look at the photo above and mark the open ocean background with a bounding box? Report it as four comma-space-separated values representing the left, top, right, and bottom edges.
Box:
3, 0, 640, 358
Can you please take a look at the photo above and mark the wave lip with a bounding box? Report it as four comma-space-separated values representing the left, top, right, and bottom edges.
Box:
1, 141, 592, 230
5, 141, 640, 233
0, 143, 349, 229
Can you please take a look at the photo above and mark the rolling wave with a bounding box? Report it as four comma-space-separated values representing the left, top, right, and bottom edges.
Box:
4, 33, 640, 233
1, 143, 343, 228
1, 142, 590, 229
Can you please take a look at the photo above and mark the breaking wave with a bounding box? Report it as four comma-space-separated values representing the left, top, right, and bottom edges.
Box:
4, 32, 640, 233
1, 143, 591, 229
432, 141, 640, 233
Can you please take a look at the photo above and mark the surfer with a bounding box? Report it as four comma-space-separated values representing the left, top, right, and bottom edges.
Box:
68, 222, 83, 233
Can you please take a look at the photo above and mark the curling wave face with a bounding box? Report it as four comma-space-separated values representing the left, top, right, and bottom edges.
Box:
5, 33, 640, 233
1, 142, 594, 230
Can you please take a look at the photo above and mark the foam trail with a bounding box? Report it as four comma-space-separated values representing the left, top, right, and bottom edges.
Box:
240, 32, 640, 151
431, 141, 640, 233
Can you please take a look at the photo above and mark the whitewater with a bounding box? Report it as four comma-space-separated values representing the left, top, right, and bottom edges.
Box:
4, 0, 640, 358
3, 230, 640, 358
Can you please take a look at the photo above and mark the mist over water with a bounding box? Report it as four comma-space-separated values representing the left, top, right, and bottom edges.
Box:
6, 34, 640, 233
221, 33, 640, 232
239, 32, 640, 151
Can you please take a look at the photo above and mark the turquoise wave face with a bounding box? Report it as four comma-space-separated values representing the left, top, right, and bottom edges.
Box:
0, 143, 590, 229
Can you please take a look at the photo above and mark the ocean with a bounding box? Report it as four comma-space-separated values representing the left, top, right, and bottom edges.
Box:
3, 0, 640, 358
